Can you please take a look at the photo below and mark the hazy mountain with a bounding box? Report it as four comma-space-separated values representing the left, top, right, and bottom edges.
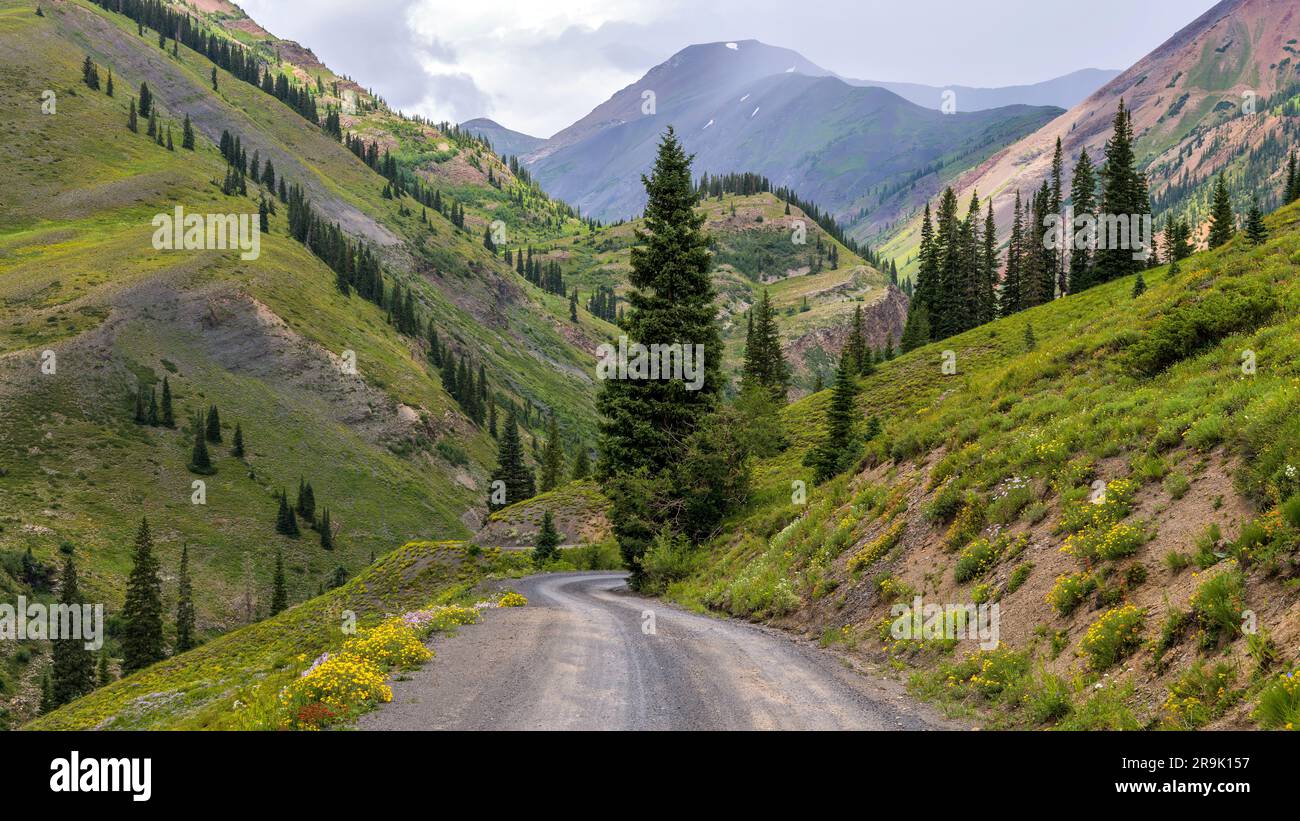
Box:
461, 117, 546, 157
876, 0, 1300, 273
848, 68, 1122, 111
526, 40, 1061, 223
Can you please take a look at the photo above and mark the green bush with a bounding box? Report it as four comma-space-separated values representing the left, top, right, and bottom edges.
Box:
1126, 285, 1277, 377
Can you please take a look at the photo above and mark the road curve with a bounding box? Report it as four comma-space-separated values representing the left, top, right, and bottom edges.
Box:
355, 572, 953, 731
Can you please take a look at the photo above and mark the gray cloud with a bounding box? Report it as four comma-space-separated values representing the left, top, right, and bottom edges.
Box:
239, 0, 1218, 136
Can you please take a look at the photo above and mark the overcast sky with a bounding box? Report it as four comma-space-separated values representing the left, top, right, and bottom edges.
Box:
239, 0, 1219, 138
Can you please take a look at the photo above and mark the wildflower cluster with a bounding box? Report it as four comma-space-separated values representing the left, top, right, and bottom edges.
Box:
282, 616, 435, 729
1046, 571, 1096, 616
1080, 604, 1144, 670
1253, 669, 1300, 730
1063, 520, 1145, 562
499, 591, 528, 607
1160, 662, 1238, 729
848, 518, 907, 572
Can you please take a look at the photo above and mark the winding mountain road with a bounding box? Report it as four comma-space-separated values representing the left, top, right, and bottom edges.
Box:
355, 572, 953, 731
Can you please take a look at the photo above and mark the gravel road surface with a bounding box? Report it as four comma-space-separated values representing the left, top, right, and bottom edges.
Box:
355, 572, 954, 731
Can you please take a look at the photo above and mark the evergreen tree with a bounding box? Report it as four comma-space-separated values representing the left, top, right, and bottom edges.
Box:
50, 556, 94, 706
1132, 272, 1146, 297
174, 545, 195, 653
1208, 172, 1236, 249
127, 97, 138, 132
742, 290, 790, 393
1050, 137, 1065, 295
133, 383, 147, 424
138, 81, 152, 118
1285, 150, 1299, 204
182, 113, 195, 150
1001, 190, 1025, 315
532, 510, 561, 564
121, 518, 165, 673
106, 69, 113, 97
188, 414, 214, 475
489, 410, 534, 510
97, 653, 112, 687
160, 377, 174, 427
978, 200, 998, 325
899, 302, 931, 353
571, 447, 591, 481
597, 126, 721, 480
231, 422, 245, 458
540, 414, 565, 492
275, 491, 300, 537
1023, 322, 1037, 351
205, 405, 221, 443
1068, 148, 1098, 292
296, 479, 316, 521
147, 386, 159, 426
319, 508, 334, 550
805, 352, 860, 484
1246, 198, 1268, 245
1095, 100, 1148, 284
81, 55, 100, 90
270, 547, 287, 616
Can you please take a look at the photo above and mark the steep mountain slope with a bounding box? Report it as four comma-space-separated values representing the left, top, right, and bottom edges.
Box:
552, 191, 906, 394
668, 197, 1300, 730
525, 40, 1062, 224
872, 0, 1300, 275
460, 117, 546, 158
0, 0, 606, 727
849, 68, 1121, 112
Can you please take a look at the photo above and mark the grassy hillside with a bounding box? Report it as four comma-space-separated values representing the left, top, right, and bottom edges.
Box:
664, 198, 1300, 730
24, 540, 530, 729
552, 191, 905, 393
0, 0, 604, 727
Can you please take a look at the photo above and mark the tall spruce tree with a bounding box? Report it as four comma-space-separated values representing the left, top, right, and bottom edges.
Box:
160, 376, 174, 427
270, 547, 287, 616
539, 414, 565, 492
205, 405, 221, 443
1068, 149, 1098, 292
121, 518, 165, 673
805, 352, 860, 484
174, 545, 195, 653
231, 422, 245, 458
188, 414, 214, 475
597, 126, 721, 479
1245, 198, 1268, 245
1001, 191, 1025, 316
742, 290, 790, 392
1208, 172, 1236, 249
489, 410, 534, 510
571, 447, 591, 481
1095, 100, 1148, 284
319, 509, 334, 550
50, 556, 94, 706
532, 510, 561, 565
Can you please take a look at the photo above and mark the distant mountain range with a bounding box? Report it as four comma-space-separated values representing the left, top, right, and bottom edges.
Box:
875, 0, 1300, 276
845, 68, 1121, 112
459, 117, 545, 158
465, 41, 1081, 224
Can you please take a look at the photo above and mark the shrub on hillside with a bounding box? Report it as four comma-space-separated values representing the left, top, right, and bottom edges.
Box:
1125, 286, 1277, 377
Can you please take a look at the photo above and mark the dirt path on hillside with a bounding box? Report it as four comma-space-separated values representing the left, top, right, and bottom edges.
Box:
355, 572, 956, 731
